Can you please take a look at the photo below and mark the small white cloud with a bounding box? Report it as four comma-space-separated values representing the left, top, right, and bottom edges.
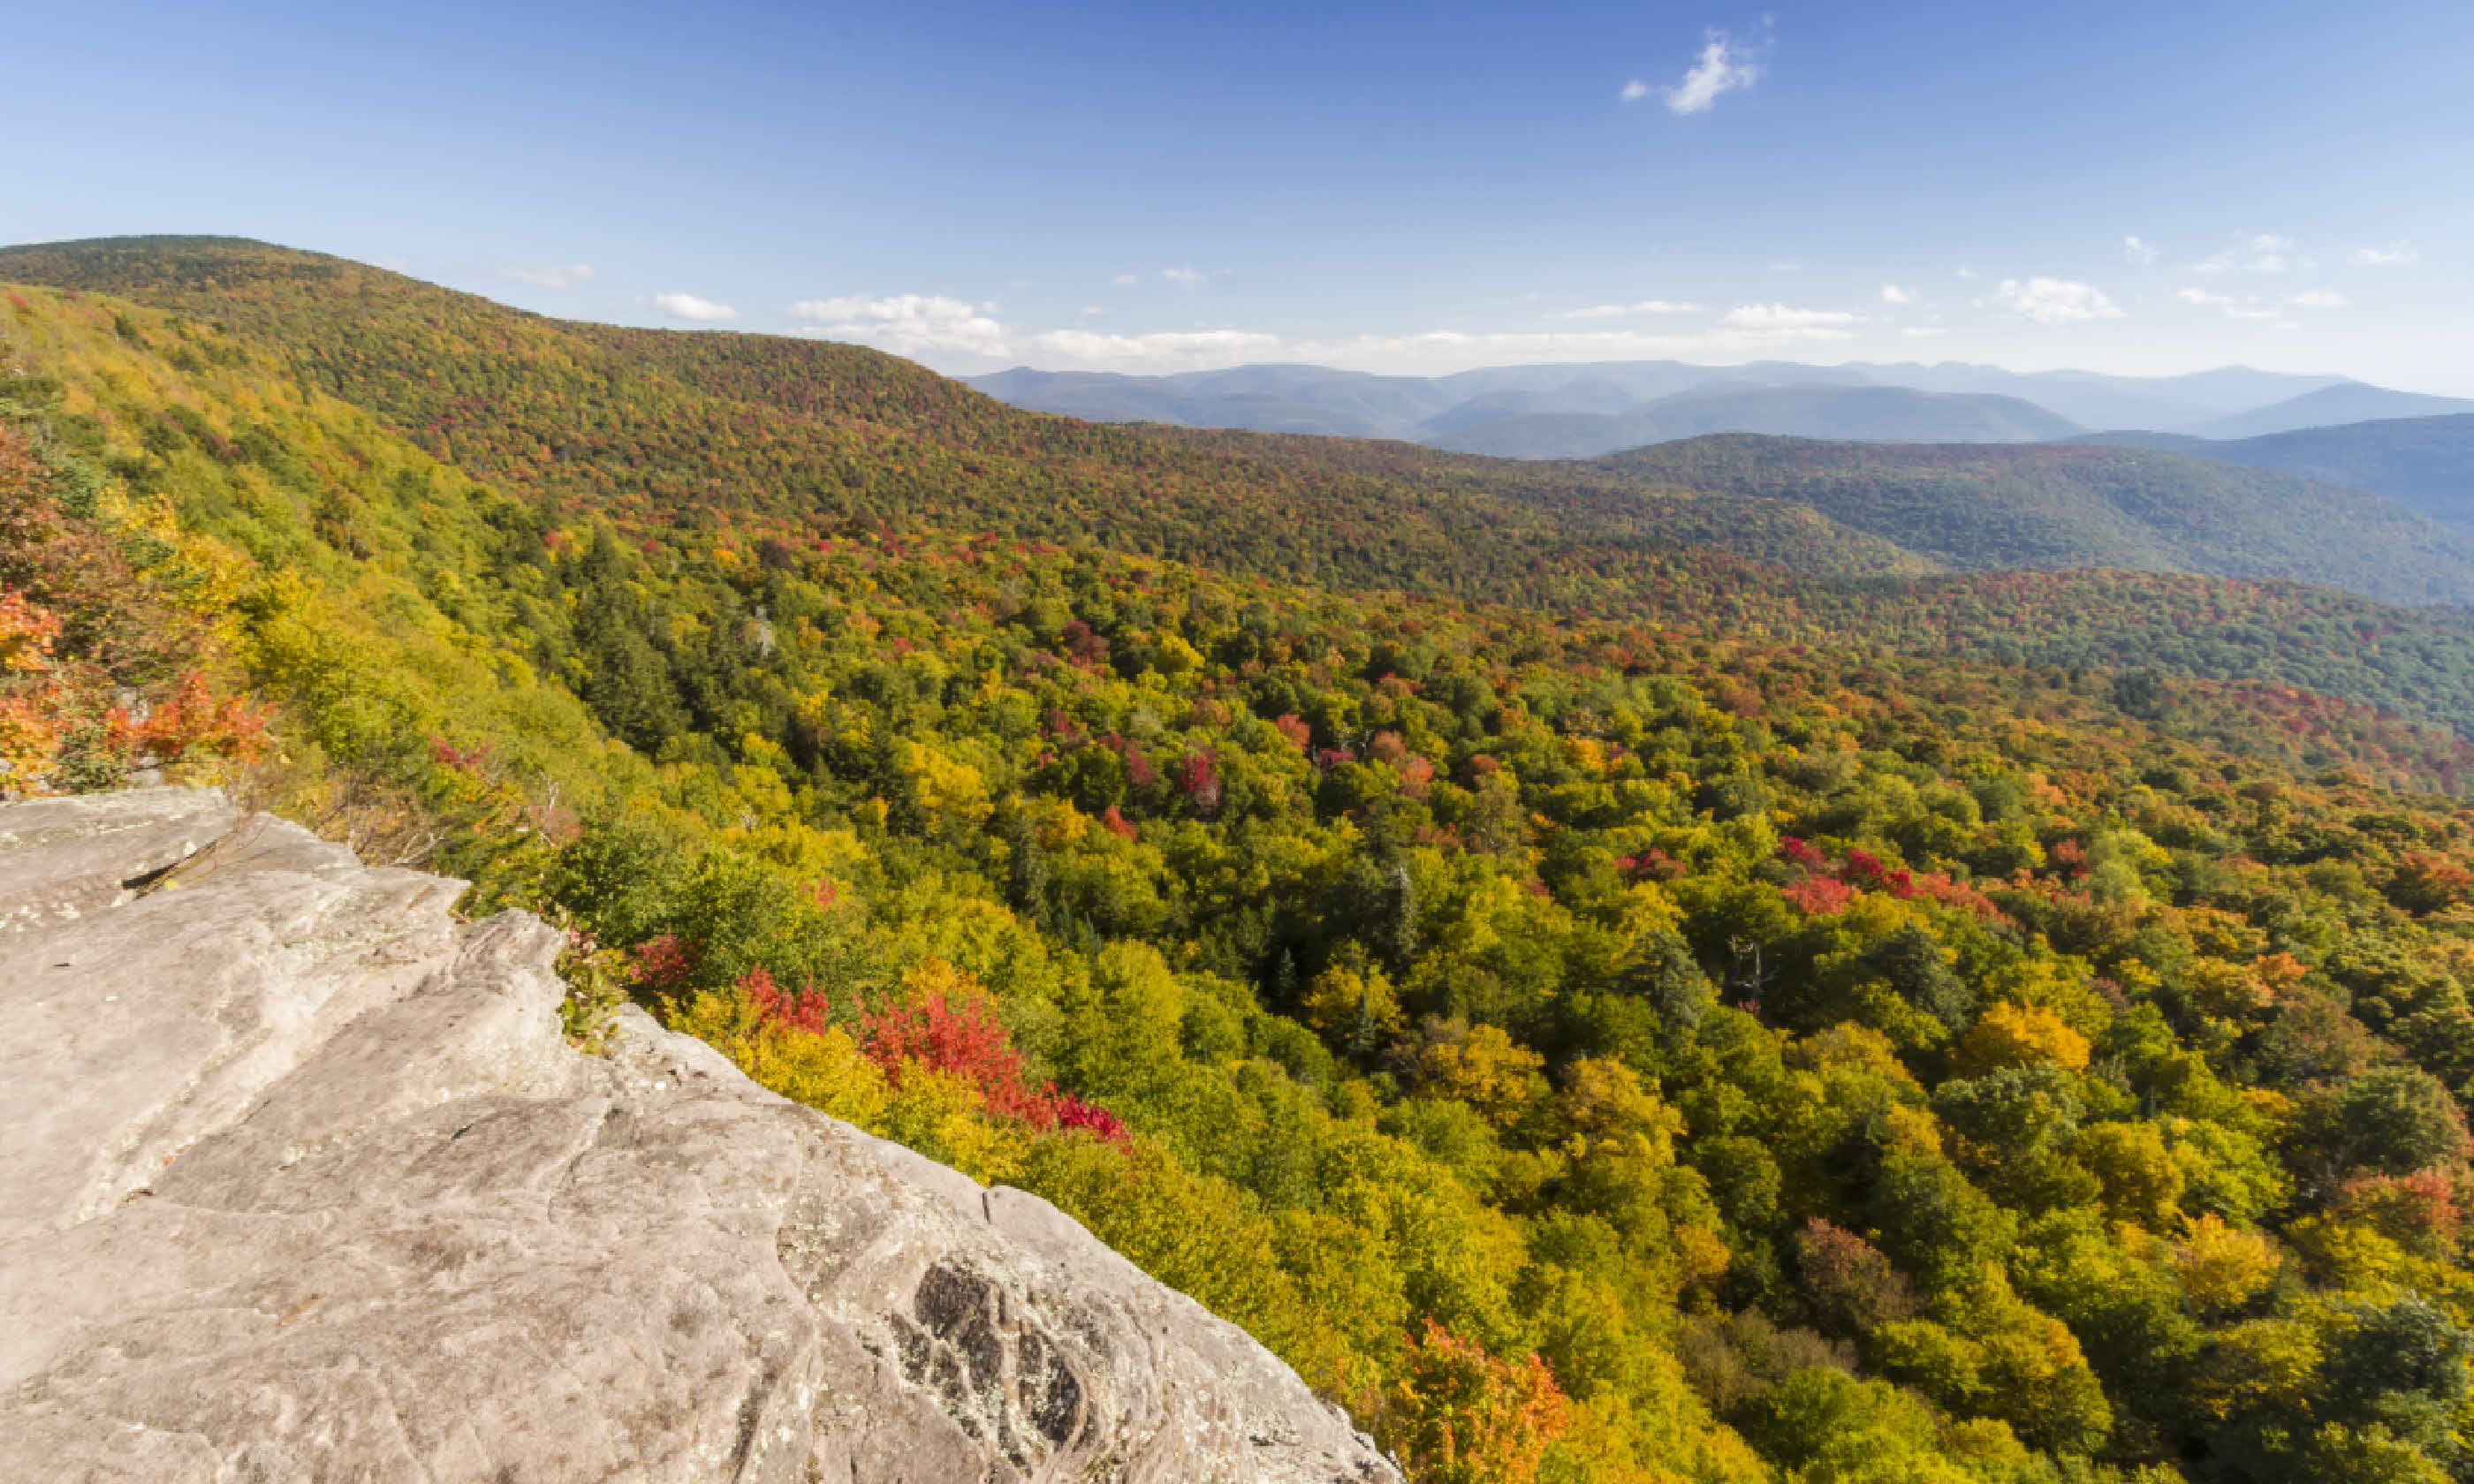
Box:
2288, 289, 2349, 309
2175, 286, 2278, 321
1620, 78, 1650, 102
1721, 303, 1864, 330
1028, 328, 1283, 369
1955, 265, 1979, 280
1992, 277, 2124, 324
503, 262, 596, 291
1111, 271, 1139, 286
2349, 240, 2420, 268
789, 293, 1012, 359
1663, 29, 1764, 115
1079, 305, 1106, 317
1900, 326, 1948, 338
2122, 236, 2159, 266
2196, 233, 2302, 276
1555, 299, 1698, 320
652, 292, 738, 323
1879, 284, 1912, 305
1161, 268, 1210, 285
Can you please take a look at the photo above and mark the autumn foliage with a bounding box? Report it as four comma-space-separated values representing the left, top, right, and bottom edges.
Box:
1380, 1319, 1571, 1484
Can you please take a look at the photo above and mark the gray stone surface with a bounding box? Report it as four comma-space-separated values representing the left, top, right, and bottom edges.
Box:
0, 789, 1400, 1484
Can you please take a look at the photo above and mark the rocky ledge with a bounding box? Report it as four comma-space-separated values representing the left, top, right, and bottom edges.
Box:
0, 789, 1400, 1484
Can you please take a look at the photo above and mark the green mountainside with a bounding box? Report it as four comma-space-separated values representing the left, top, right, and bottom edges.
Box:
15, 246, 2474, 1484
1596, 435, 2474, 608
2075, 416, 2474, 531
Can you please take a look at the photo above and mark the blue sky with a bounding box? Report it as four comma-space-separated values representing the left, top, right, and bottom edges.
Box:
7, 0, 2470, 390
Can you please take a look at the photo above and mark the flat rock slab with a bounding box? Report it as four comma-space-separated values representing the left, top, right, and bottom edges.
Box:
0, 789, 1400, 1484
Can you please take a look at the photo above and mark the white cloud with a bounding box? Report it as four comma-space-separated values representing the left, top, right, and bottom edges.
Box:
788, 292, 1010, 358
2195, 233, 2302, 276
1111, 272, 1139, 286
2289, 289, 2349, 309
1720, 303, 1865, 330
502, 262, 596, 290
2122, 236, 2159, 266
1991, 277, 2123, 324
1663, 29, 1764, 115
1554, 299, 1698, 320
1079, 305, 1106, 317
1620, 78, 1650, 102
1161, 268, 1211, 285
1879, 284, 1912, 305
2349, 240, 2420, 268
2175, 286, 2280, 321
652, 292, 738, 322
1955, 265, 1980, 280
1028, 328, 1282, 369
1900, 326, 1948, 338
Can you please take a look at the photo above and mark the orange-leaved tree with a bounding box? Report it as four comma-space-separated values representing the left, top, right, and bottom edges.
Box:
1380, 1318, 1571, 1484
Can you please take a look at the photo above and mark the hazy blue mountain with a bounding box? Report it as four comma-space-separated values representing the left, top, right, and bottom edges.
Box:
1423, 383, 2083, 458
964, 366, 1454, 437
1899, 366, 2348, 431
2070, 415, 2474, 527
2182, 382, 2474, 439
968, 360, 2353, 453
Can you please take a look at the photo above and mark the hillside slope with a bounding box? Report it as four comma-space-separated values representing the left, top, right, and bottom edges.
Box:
1597, 434, 2474, 606
11, 238, 2474, 738
0, 236, 1944, 599
2074, 415, 2474, 529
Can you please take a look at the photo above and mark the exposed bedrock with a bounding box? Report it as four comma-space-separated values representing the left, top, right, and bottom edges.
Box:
0, 788, 1400, 1484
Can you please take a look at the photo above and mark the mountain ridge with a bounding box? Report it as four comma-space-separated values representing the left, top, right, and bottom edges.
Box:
10, 235, 2474, 737
967, 358, 2361, 449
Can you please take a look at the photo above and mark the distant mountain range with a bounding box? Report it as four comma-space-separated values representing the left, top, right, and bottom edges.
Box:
1419, 384, 2079, 458
969, 360, 2472, 460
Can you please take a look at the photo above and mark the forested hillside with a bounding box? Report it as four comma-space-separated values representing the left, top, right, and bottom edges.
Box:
15, 266, 2474, 1483
9, 237, 2474, 745
1596, 435, 2474, 609
2075, 417, 2474, 531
